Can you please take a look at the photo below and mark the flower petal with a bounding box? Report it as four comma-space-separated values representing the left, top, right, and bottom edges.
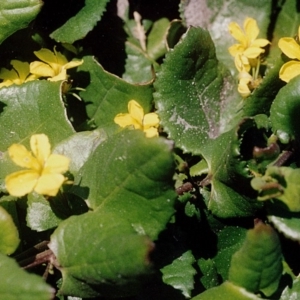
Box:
43, 154, 70, 174
30, 61, 56, 77
30, 134, 51, 166
234, 54, 250, 72
53, 47, 69, 66
64, 59, 84, 70
34, 48, 59, 65
8, 144, 40, 170
244, 17, 259, 42
0, 68, 18, 81
238, 78, 251, 98
128, 100, 144, 125
11, 60, 30, 82
143, 113, 159, 129
228, 22, 246, 46
228, 44, 244, 57
34, 173, 66, 196
5, 170, 39, 197
47, 68, 67, 82
144, 127, 158, 138
251, 38, 270, 48
278, 37, 300, 60
114, 113, 142, 129
243, 46, 264, 59
279, 61, 300, 82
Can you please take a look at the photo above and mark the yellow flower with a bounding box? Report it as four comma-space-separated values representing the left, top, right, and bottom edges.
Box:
5, 134, 70, 197
228, 17, 270, 69
30, 47, 83, 81
0, 60, 38, 88
238, 71, 253, 98
278, 26, 300, 82
114, 100, 159, 138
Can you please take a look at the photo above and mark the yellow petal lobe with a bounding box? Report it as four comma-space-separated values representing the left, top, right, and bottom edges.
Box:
5, 170, 39, 197
34, 173, 66, 196
279, 61, 300, 82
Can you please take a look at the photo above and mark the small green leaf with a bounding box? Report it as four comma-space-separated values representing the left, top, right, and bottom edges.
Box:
161, 250, 197, 298
0, 206, 19, 255
122, 41, 154, 83
72, 130, 176, 240
280, 277, 300, 300
0, 0, 42, 44
197, 258, 220, 290
228, 221, 282, 297
0, 81, 74, 151
49, 211, 153, 298
50, 0, 110, 43
26, 193, 61, 232
267, 202, 300, 241
270, 76, 300, 143
147, 18, 170, 60
0, 252, 54, 299
154, 26, 242, 155
191, 281, 261, 300
77, 56, 154, 134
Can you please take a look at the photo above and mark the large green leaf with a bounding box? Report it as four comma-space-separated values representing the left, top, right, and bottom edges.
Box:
228, 221, 282, 297
161, 250, 197, 298
50, 0, 110, 43
53, 128, 107, 175
77, 56, 154, 134
0, 80, 74, 151
270, 76, 300, 143
0, 206, 19, 255
0, 252, 54, 300
0, 0, 42, 44
154, 26, 242, 155
72, 130, 176, 240
49, 211, 153, 298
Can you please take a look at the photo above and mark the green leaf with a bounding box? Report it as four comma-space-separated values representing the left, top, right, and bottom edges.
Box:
252, 166, 300, 212
0, 252, 54, 300
270, 76, 300, 143
26, 193, 61, 232
49, 211, 153, 298
0, 206, 19, 255
267, 202, 300, 241
0, 81, 74, 151
53, 128, 107, 175
50, 0, 110, 43
228, 221, 282, 297
200, 119, 263, 218
213, 226, 247, 281
122, 41, 154, 83
147, 18, 170, 60
280, 277, 300, 300
161, 250, 197, 298
72, 130, 176, 240
0, 0, 42, 44
154, 26, 242, 155
77, 56, 154, 134
197, 258, 220, 290
191, 281, 261, 300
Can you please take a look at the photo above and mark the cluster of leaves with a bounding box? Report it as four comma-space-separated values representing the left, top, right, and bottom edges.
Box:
1, 0, 300, 299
